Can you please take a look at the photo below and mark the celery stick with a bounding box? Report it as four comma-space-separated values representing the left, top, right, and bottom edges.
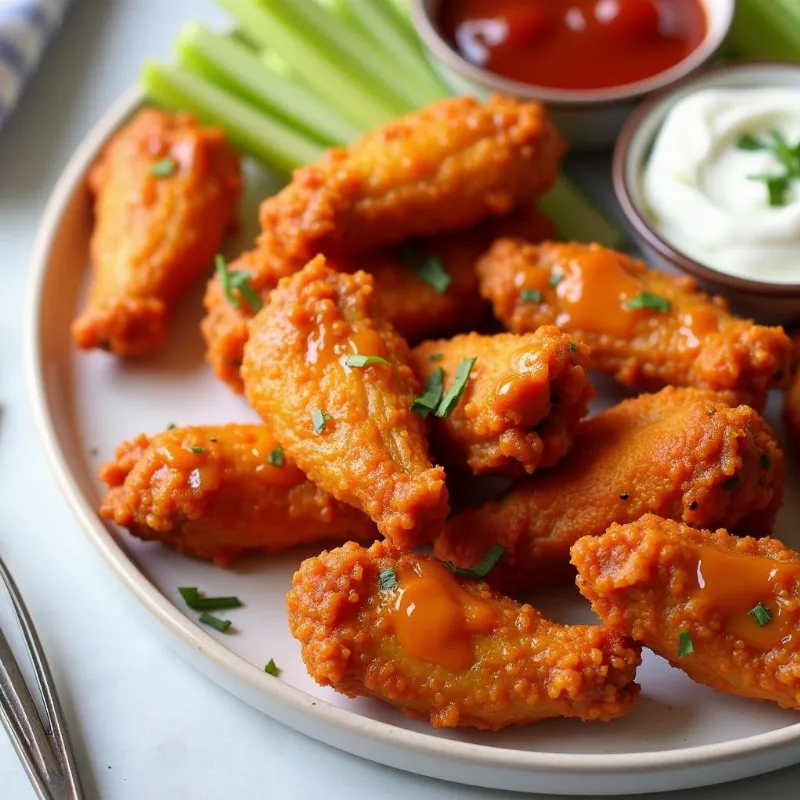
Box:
726, 0, 800, 60
315, 0, 447, 97
141, 61, 323, 173
216, 0, 397, 129
540, 176, 627, 249
176, 23, 359, 146
384, 0, 416, 39
258, 0, 440, 109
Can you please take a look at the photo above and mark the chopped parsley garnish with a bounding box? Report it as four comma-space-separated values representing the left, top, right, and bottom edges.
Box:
400, 243, 451, 294
723, 476, 740, 491
428, 353, 444, 362
345, 354, 390, 368
760, 454, 772, 470
215, 254, 263, 312
198, 612, 232, 633
442, 544, 506, 579
264, 659, 281, 676
179, 587, 243, 612
379, 567, 398, 590
435, 357, 477, 419
411, 367, 445, 419
548, 273, 564, 288
268, 447, 284, 467
190, 446, 205, 454
150, 157, 176, 177
749, 603, 772, 627
520, 288, 543, 303
625, 292, 670, 313
677, 630, 694, 658
166, 423, 177, 430
568, 342, 577, 352
738, 130, 800, 207
312, 409, 331, 433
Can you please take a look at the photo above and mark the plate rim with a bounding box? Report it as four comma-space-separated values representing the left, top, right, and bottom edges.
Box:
23, 83, 800, 786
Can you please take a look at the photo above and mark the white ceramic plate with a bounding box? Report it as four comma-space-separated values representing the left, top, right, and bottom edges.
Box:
24, 87, 800, 796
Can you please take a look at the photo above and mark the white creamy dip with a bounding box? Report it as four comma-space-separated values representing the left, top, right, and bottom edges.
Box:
643, 87, 800, 285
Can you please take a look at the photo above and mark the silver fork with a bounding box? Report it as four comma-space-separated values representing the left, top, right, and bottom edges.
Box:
0, 556, 84, 799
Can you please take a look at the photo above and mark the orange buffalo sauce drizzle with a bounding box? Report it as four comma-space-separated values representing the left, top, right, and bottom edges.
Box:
694, 546, 800, 649
305, 317, 387, 370
493, 351, 550, 427
680, 306, 720, 349
158, 429, 304, 491
554, 248, 644, 338
392, 560, 496, 670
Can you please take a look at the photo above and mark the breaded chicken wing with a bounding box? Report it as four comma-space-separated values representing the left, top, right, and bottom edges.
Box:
99, 424, 376, 566
783, 333, 800, 452
203, 203, 556, 393
287, 540, 641, 729
572, 515, 800, 711
477, 241, 791, 409
73, 109, 241, 356
258, 95, 564, 262
409, 329, 593, 476
242, 257, 448, 548
435, 388, 784, 595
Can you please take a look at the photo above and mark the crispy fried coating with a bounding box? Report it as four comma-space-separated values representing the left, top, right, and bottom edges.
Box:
203, 203, 556, 393
409, 329, 593, 476
477, 241, 791, 409
99, 424, 376, 566
242, 257, 448, 548
435, 387, 785, 595
258, 95, 564, 262
783, 333, 800, 452
72, 109, 241, 356
287, 540, 641, 729
572, 515, 800, 711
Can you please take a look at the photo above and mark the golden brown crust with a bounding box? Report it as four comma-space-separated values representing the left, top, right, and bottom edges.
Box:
242, 256, 449, 549
258, 95, 564, 262
435, 387, 785, 595
287, 540, 641, 729
72, 109, 241, 356
99, 425, 377, 565
782, 333, 800, 452
410, 329, 594, 476
477, 240, 791, 409
571, 514, 800, 710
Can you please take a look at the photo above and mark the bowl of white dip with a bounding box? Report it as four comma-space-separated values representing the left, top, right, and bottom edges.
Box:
613, 61, 800, 324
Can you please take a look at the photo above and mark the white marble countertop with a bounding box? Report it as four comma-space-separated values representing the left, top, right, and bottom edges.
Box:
1, 1, 799, 797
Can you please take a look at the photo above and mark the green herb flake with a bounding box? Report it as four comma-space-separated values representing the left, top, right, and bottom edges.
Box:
737, 133, 765, 151
435, 357, 477, 419
268, 447, 284, 467
179, 587, 199, 605
428, 353, 444, 362
264, 658, 281, 676
568, 342, 577, 353
379, 567, 398, 591
150, 157, 177, 177
400, 243, 452, 294
749, 603, 772, 627
312, 409, 331, 433
345, 354, 390, 368
760, 454, 772, 470
625, 292, 670, 313
179, 587, 243, 612
520, 288, 543, 303
166, 423, 177, 430
411, 367, 445, 419
677, 629, 693, 658
215, 254, 263, 312
548, 273, 564, 288
198, 612, 232, 633
741, 129, 800, 207
442, 544, 506, 580
190, 446, 205, 454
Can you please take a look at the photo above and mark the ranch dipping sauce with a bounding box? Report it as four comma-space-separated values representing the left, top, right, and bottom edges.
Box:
643, 87, 800, 285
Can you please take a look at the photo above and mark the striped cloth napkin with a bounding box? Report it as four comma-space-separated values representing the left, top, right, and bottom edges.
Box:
0, 0, 72, 130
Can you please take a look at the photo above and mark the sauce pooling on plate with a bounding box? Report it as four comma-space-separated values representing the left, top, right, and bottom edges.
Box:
439, 0, 707, 91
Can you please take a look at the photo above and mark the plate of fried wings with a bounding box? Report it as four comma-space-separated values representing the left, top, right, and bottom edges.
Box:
25, 86, 800, 795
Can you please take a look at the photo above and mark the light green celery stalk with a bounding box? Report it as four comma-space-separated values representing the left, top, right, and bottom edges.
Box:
315, 0, 447, 97
726, 0, 800, 60
141, 61, 324, 173
216, 0, 399, 129
383, 0, 416, 39
176, 23, 359, 146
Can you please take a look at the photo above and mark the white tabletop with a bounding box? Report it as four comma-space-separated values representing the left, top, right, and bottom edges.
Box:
1, 1, 799, 798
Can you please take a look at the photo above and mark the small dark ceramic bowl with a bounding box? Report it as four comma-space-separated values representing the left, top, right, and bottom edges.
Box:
411, 0, 734, 150
613, 61, 800, 325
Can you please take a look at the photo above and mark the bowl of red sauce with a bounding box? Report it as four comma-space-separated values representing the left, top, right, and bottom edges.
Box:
411, 0, 734, 149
